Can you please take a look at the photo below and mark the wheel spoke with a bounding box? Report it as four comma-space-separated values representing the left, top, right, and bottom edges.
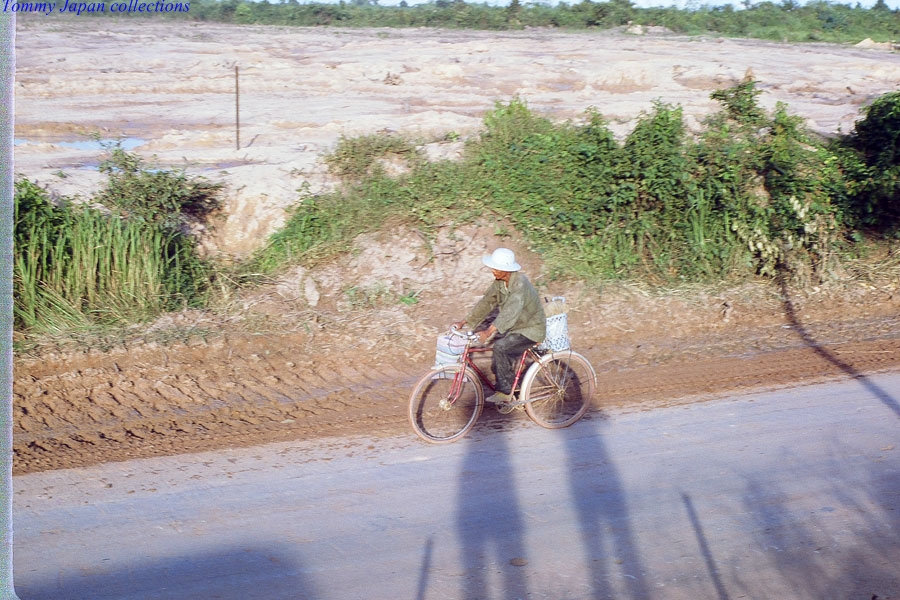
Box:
523, 352, 595, 429
409, 365, 483, 443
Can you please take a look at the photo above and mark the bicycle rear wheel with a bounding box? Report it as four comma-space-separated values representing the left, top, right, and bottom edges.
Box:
521, 350, 595, 429
408, 364, 484, 443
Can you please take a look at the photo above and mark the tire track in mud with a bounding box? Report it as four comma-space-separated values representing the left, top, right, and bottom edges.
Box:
13, 332, 425, 474
13, 323, 900, 475
592, 337, 900, 411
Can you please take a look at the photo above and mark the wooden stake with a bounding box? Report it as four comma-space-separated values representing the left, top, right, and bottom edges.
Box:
235, 65, 240, 151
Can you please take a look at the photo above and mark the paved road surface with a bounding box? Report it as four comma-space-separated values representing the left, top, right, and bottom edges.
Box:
12, 373, 900, 599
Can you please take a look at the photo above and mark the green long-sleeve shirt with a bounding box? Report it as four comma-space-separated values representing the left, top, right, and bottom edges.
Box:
465, 271, 546, 343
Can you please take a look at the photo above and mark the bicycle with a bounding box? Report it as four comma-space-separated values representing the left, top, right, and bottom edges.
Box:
408, 327, 597, 444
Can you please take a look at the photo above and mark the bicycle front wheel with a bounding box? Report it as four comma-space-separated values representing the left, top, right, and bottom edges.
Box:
408, 364, 484, 443
521, 350, 596, 429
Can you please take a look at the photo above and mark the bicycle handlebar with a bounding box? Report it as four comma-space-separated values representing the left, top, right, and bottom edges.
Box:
449, 325, 478, 342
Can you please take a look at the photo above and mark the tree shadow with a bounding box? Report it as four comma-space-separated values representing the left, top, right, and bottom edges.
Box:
778, 274, 900, 418
672, 276, 900, 597
730, 447, 900, 598
15, 543, 319, 600
681, 492, 730, 600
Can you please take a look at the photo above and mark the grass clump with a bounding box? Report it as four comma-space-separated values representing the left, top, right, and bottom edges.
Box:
13, 151, 222, 335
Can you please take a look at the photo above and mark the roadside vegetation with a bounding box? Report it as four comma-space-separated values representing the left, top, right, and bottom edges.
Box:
13, 81, 900, 343
252, 81, 900, 284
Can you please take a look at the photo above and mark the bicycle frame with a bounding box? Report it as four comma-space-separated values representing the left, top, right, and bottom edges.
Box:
445, 336, 543, 405
411, 329, 596, 443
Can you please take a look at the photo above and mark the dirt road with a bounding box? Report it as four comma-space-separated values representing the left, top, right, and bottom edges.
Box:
13, 374, 900, 599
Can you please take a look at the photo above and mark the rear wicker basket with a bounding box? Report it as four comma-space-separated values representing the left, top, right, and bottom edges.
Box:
537, 296, 570, 352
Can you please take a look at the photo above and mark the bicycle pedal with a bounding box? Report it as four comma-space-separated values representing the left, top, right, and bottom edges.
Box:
496, 400, 526, 414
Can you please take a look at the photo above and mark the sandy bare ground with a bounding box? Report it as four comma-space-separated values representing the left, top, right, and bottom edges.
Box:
11, 18, 900, 474
14, 17, 900, 255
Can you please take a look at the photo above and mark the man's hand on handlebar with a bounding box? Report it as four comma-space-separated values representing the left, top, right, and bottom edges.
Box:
476, 325, 497, 345
450, 321, 495, 345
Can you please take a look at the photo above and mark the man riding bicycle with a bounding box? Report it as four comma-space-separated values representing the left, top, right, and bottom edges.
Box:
453, 248, 546, 407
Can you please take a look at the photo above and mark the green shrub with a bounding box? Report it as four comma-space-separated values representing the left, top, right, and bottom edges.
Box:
839, 91, 900, 233
257, 87, 861, 284
710, 79, 766, 129
694, 84, 845, 279
96, 146, 223, 232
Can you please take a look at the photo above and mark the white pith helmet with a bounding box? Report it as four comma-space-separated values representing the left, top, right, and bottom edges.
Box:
482, 247, 521, 272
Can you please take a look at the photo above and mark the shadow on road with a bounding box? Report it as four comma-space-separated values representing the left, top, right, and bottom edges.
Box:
565, 414, 652, 600
415, 535, 434, 600
455, 430, 530, 599
779, 275, 900, 418
452, 413, 654, 598
722, 279, 900, 597
16, 544, 318, 600
735, 454, 900, 598
681, 492, 729, 600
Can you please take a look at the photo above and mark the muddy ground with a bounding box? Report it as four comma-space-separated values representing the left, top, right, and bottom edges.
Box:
11, 19, 900, 474
13, 226, 900, 475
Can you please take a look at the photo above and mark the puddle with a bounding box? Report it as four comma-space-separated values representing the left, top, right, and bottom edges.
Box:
14, 137, 146, 151
203, 159, 259, 170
